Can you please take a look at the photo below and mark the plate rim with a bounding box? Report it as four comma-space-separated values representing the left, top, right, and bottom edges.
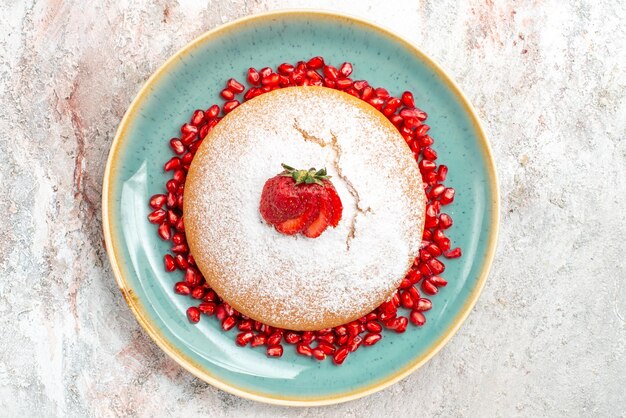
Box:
102, 9, 500, 406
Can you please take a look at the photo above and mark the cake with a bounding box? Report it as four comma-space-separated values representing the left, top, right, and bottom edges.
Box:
184, 86, 425, 331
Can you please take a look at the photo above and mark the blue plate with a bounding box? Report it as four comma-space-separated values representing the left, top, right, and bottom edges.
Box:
102, 10, 499, 405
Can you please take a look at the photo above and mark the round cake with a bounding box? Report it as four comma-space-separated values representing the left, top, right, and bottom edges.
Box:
184, 86, 425, 331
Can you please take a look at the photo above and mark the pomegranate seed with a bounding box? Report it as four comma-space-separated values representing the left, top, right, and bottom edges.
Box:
368, 97, 385, 110
440, 188, 455, 205
388, 317, 408, 333
267, 332, 282, 346
277, 63, 295, 75
421, 279, 439, 295
365, 321, 382, 333
169, 137, 185, 154
223, 100, 239, 114
174, 254, 188, 270
334, 325, 347, 336
353, 80, 368, 90
419, 159, 436, 172
198, 302, 216, 315
307, 56, 324, 69
426, 242, 443, 257
404, 117, 421, 129
163, 157, 180, 171
312, 348, 326, 360
296, 343, 312, 356
238, 319, 253, 331
445, 247, 462, 258
347, 322, 361, 337
401, 291, 415, 309
333, 347, 349, 365
186, 307, 200, 323
180, 123, 197, 135
348, 335, 363, 352
258, 67, 272, 78
251, 334, 266, 347
148, 209, 166, 224
336, 334, 349, 346
317, 333, 335, 344
266, 345, 283, 357
226, 78, 245, 94
429, 184, 445, 199
163, 254, 176, 272
361, 86, 374, 100
202, 289, 216, 303
174, 282, 191, 295
439, 213, 453, 229
416, 298, 432, 311
410, 310, 426, 326
171, 243, 189, 253
184, 268, 201, 287
338, 62, 353, 77
436, 164, 448, 181
323, 65, 339, 80
180, 131, 196, 146
220, 89, 235, 100
400, 107, 427, 120
223, 303, 235, 317
222, 316, 236, 331
423, 147, 438, 161
236, 331, 254, 346
166, 210, 179, 226
301, 331, 315, 344
191, 286, 205, 299
401, 91, 415, 107
427, 258, 445, 275
247, 68, 260, 85
335, 78, 352, 90
284, 332, 301, 344
190, 110, 205, 126
157, 223, 171, 240
430, 275, 448, 287
363, 333, 382, 346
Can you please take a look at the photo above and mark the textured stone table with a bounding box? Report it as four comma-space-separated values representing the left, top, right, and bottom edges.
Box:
1, 0, 624, 416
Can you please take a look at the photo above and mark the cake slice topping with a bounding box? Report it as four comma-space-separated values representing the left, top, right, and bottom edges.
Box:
259, 163, 343, 237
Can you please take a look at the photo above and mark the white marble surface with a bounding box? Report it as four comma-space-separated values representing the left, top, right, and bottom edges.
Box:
1, 0, 625, 416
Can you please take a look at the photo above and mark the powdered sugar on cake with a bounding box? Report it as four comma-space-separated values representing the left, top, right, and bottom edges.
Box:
184, 87, 425, 330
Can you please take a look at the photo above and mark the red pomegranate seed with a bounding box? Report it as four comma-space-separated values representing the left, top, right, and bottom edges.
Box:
374, 88, 389, 99
186, 306, 200, 323
164, 157, 181, 171
167, 210, 179, 226
163, 254, 176, 272
368, 97, 385, 110
347, 322, 361, 337
180, 131, 196, 146
148, 209, 166, 224
247, 68, 260, 85
436, 164, 447, 181
206, 104, 219, 119
429, 275, 448, 287
174, 282, 191, 295
175, 254, 188, 270
335, 78, 352, 90
266, 345, 283, 357
267, 332, 282, 346
284, 332, 301, 344
184, 268, 201, 287
334, 325, 347, 336
388, 317, 408, 333
223, 100, 239, 114
307, 56, 324, 69
423, 147, 438, 161
353, 80, 368, 90
333, 347, 349, 365
236, 331, 254, 346
190, 109, 205, 126
171, 243, 189, 253
238, 319, 253, 331
223, 303, 235, 317
323, 65, 339, 80
301, 331, 315, 344
365, 321, 382, 333
296, 343, 312, 356
277, 63, 295, 75
198, 302, 216, 315
419, 159, 436, 172
439, 213, 453, 229
191, 286, 205, 299
401, 291, 415, 309
220, 89, 235, 100
310, 348, 325, 360
226, 78, 245, 94
445, 247, 462, 258
361, 85, 374, 100
421, 279, 438, 295
157, 223, 171, 240
410, 310, 426, 326
222, 316, 236, 331
401, 91, 415, 107
180, 123, 197, 135
338, 62, 353, 77
427, 258, 445, 275
440, 188, 455, 205
363, 333, 382, 346
259, 67, 272, 78
169, 138, 185, 155
261, 73, 280, 87
416, 298, 432, 311
429, 184, 445, 199
202, 289, 216, 303
251, 334, 266, 347
336, 334, 349, 346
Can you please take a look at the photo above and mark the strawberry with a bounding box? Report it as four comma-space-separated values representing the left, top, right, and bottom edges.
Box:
259, 163, 343, 238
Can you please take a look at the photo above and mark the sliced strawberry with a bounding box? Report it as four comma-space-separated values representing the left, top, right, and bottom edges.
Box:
303, 195, 331, 238
275, 196, 319, 235
324, 182, 343, 227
